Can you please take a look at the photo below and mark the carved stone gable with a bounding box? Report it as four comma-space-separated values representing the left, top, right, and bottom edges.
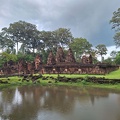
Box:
34, 55, 42, 70
55, 47, 65, 63
47, 51, 56, 65
65, 48, 76, 63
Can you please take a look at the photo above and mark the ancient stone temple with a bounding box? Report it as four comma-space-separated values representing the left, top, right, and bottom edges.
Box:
89, 54, 93, 64
47, 51, 56, 65
81, 54, 93, 64
65, 48, 76, 63
34, 55, 42, 70
55, 47, 65, 63
0, 47, 118, 75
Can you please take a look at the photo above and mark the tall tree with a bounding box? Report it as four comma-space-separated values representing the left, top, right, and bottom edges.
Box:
25, 28, 40, 53
114, 51, 120, 65
4, 20, 40, 54
90, 49, 98, 64
0, 31, 5, 51
110, 8, 120, 47
96, 44, 107, 62
110, 50, 117, 61
7, 21, 25, 53
53, 28, 73, 48
39, 31, 55, 50
0, 28, 15, 53
69, 38, 92, 61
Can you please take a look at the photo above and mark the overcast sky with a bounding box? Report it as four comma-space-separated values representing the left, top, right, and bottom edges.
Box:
0, 0, 120, 51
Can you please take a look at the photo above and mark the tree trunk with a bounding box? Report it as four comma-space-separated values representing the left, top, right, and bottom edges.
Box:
101, 55, 102, 62
16, 42, 18, 54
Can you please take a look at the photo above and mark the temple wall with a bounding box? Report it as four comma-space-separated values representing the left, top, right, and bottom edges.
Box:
43, 65, 119, 75
1, 47, 119, 75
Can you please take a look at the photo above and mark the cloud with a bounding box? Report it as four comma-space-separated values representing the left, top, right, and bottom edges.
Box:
0, 0, 120, 47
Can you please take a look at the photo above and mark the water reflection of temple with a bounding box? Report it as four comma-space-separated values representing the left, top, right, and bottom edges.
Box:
1, 86, 120, 120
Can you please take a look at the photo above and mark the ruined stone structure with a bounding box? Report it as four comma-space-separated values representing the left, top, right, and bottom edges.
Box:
27, 62, 35, 74
55, 47, 65, 63
2, 60, 18, 75
65, 48, 76, 63
34, 55, 42, 70
81, 54, 92, 64
1, 47, 119, 75
44, 47, 119, 74
18, 59, 28, 74
47, 51, 56, 65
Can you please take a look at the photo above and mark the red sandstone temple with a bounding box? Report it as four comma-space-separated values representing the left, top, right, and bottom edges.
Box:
1, 47, 119, 75
43, 47, 118, 74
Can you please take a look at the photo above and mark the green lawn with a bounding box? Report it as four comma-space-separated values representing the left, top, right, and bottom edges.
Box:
0, 69, 120, 90
43, 69, 120, 79
105, 69, 120, 79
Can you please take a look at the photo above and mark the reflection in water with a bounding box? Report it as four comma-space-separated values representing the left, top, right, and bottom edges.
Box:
12, 88, 22, 105
0, 86, 120, 120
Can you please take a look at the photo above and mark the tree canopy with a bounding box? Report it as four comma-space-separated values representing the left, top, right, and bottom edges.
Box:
6, 21, 40, 54
114, 51, 120, 65
69, 38, 92, 61
110, 8, 120, 47
96, 44, 107, 62
0, 20, 110, 65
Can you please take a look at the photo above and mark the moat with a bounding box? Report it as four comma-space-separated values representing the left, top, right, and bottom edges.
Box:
0, 86, 120, 120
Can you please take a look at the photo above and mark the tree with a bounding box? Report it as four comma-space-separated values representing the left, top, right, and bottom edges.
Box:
110, 8, 120, 47
0, 32, 3, 50
53, 28, 73, 48
90, 49, 98, 64
96, 44, 107, 62
114, 51, 120, 65
17, 52, 34, 62
7, 21, 25, 53
0, 28, 15, 53
39, 28, 73, 55
39, 31, 55, 50
110, 8, 120, 30
0, 52, 17, 63
110, 50, 117, 61
113, 32, 120, 47
25, 28, 40, 54
69, 38, 92, 61
103, 57, 113, 64
3, 20, 40, 54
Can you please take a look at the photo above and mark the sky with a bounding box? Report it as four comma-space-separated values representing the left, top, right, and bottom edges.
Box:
0, 0, 120, 58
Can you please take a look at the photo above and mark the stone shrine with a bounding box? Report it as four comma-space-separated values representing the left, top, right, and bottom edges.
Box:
65, 48, 76, 63
1, 47, 119, 75
47, 51, 56, 65
81, 54, 93, 64
55, 47, 65, 63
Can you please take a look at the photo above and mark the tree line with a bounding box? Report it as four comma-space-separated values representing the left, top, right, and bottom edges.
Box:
1, 6, 120, 67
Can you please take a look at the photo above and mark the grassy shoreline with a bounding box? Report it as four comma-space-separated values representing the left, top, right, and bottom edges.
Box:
0, 69, 120, 90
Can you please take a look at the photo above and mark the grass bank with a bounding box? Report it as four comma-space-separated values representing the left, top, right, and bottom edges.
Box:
0, 69, 120, 90
42, 69, 120, 79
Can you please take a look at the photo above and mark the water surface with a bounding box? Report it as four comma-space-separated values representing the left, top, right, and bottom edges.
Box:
0, 86, 120, 120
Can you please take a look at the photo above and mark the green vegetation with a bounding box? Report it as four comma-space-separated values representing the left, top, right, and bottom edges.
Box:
42, 69, 120, 79
0, 69, 120, 90
105, 69, 120, 79
0, 20, 118, 66
96, 44, 107, 62
1, 8, 120, 67
110, 8, 120, 48
69, 38, 92, 61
